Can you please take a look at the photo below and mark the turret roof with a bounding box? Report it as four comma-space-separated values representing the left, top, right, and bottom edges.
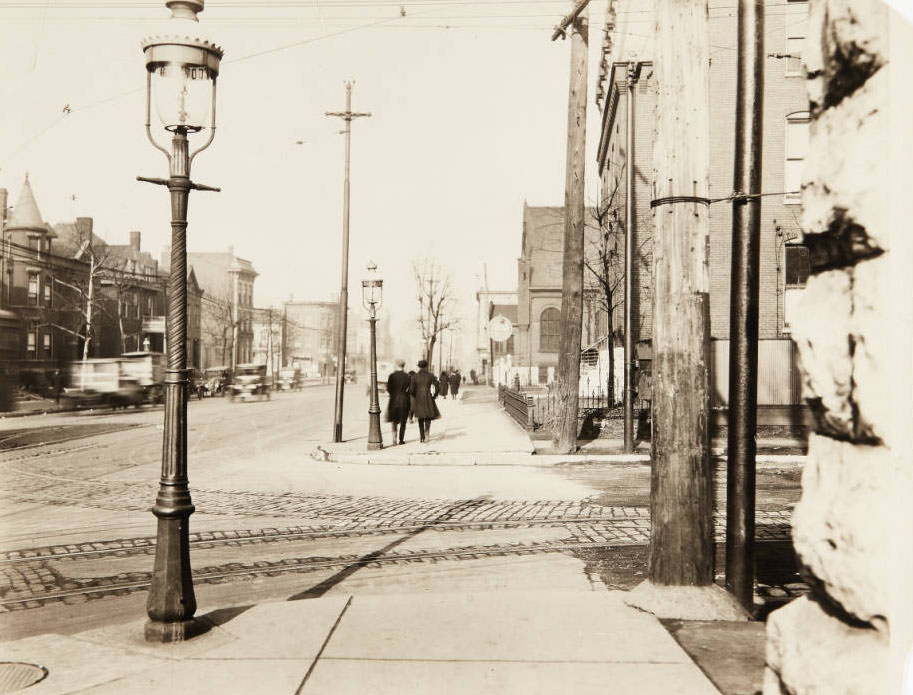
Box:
6, 174, 50, 233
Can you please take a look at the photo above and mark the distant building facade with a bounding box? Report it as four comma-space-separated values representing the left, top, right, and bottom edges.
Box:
513, 204, 606, 387
187, 248, 257, 369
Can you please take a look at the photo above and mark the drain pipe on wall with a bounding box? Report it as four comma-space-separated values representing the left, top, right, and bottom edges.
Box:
623, 61, 639, 453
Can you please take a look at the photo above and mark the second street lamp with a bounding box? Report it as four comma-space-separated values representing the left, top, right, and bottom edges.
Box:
138, 0, 222, 643
362, 262, 383, 450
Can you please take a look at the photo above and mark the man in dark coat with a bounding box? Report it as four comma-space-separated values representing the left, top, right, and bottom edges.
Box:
448, 370, 461, 399
409, 359, 440, 443
385, 359, 411, 444
439, 370, 449, 398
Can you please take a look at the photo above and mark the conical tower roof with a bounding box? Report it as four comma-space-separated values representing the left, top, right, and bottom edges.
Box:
6, 174, 47, 232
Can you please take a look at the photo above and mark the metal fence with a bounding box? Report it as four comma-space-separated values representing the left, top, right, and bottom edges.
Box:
498, 384, 649, 432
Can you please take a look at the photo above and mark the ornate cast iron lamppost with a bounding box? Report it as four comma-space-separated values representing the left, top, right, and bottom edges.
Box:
362, 262, 383, 450
138, 0, 222, 643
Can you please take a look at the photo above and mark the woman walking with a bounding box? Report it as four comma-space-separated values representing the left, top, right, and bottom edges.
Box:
385, 359, 412, 445
439, 370, 449, 398
409, 360, 440, 443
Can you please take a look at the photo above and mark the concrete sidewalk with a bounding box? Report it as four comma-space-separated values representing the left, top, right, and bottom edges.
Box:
320, 385, 804, 468
0, 591, 724, 694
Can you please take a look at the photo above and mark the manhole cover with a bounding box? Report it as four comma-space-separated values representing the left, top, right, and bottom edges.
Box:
0, 663, 47, 693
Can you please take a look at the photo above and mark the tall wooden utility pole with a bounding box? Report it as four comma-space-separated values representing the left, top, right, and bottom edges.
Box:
623, 62, 639, 453
648, 0, 714, 587
552, 0, 589, 454
327, 82, 371, 443
726, 0, 764, 611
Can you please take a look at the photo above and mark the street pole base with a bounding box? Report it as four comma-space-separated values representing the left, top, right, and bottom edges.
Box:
144, 617, 208, 643
624, 580, 750, 621
367, 441, 383, 450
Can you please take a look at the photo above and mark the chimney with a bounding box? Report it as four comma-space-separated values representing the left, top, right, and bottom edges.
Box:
160, 246, 171, 272
130, 231, 141, 251
76, 217, 93, 245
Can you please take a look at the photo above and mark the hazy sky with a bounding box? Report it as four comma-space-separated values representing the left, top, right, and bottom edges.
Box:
0, 0, 611, 366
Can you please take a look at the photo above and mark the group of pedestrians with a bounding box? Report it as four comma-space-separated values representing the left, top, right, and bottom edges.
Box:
385, 359, 462, 445
437, 368, 463, 400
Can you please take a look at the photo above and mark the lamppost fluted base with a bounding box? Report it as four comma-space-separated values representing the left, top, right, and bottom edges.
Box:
145, 508, 198, 642
367, 410, 383, 450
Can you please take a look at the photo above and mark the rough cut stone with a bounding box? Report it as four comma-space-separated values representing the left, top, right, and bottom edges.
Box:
791, 269, 855, 438
802, 68, 889, 256
805, 0, 888, 114
792, 435, 892, 629
846, 256, 892, 446
764, 595, 888, 695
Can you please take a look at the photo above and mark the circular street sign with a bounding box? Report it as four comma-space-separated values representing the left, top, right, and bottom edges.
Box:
488, 315, 513, 343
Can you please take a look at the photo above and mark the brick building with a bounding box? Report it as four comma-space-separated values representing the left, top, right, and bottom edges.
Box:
513, 204, 605, 387
187, 248, 257, 370
0, 177, 95, 386
595, 0, 810, 404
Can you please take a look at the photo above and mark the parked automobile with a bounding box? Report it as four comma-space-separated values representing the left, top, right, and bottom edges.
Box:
277, 367, 302, 391
229, 363, 270, 402
190, 369, 209, 399
344, 369, 357, 384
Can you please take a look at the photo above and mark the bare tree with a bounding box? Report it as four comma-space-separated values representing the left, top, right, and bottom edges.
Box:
200, 286, 235, 368
584, 183, 624, 403
412, 258, 460, 367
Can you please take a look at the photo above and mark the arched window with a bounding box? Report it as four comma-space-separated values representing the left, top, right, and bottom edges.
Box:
540, 307, 560, 352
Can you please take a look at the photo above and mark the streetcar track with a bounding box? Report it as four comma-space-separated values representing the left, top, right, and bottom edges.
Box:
0, 541, 619, 608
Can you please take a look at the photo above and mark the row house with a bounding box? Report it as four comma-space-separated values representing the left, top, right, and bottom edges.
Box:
595, 0, 809, 406
1, 175, 204, 395
0, 177, 96, 388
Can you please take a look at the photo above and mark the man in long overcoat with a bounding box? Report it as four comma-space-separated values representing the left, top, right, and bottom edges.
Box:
409, 359, 440, 443
385, 360, 411, 445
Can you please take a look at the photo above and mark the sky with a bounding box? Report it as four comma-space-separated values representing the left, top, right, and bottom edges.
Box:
0, 0, 612, 368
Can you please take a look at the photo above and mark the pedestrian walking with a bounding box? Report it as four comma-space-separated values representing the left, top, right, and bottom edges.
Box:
385, 359, 411, 445
439, 370, 450, 398
448, 370, 460, 400
409, 359, 440, 443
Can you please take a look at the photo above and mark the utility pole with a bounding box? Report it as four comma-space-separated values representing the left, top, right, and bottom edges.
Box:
726, 0, 765, 611
552, 0, 589, 454
229, 260, 240, 375
327, 81, 371, 443
623, 62, 639, 454
644, 0, 716, 592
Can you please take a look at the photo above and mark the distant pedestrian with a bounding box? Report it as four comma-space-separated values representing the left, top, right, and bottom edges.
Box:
385, 359, 411, 445
470, 369, 477, 385
439, 370, 449, 398
448, 370, 460, 399
409, 359, 440, 443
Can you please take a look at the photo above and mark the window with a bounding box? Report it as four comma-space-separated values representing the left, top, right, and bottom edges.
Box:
41, 332, 51, 359
785, 245, 810, 286
28, 237, 40, 256
785, 113, 809, 203
27, 331, 36, 358
785, 36, 805, 76
27, 272, 39, 304
785, 1, 808, 77
539, 307, 560, 352
43, 277, 52, 305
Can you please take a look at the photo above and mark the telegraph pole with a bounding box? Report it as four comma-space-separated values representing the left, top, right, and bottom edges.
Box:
327, 82, 371, 442
552, 0, 589, 454
641, 0, 718, 595
726, 0, 765, 611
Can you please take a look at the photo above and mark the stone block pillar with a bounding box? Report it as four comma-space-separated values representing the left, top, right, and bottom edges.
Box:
763, 2, 913, 693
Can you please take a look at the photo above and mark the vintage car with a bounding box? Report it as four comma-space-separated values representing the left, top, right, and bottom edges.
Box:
119, 351, 165, 404
277, 367, 302, 391
62, 359, 144, 409
229, 363, 270, 402
203, 366, 230, 396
